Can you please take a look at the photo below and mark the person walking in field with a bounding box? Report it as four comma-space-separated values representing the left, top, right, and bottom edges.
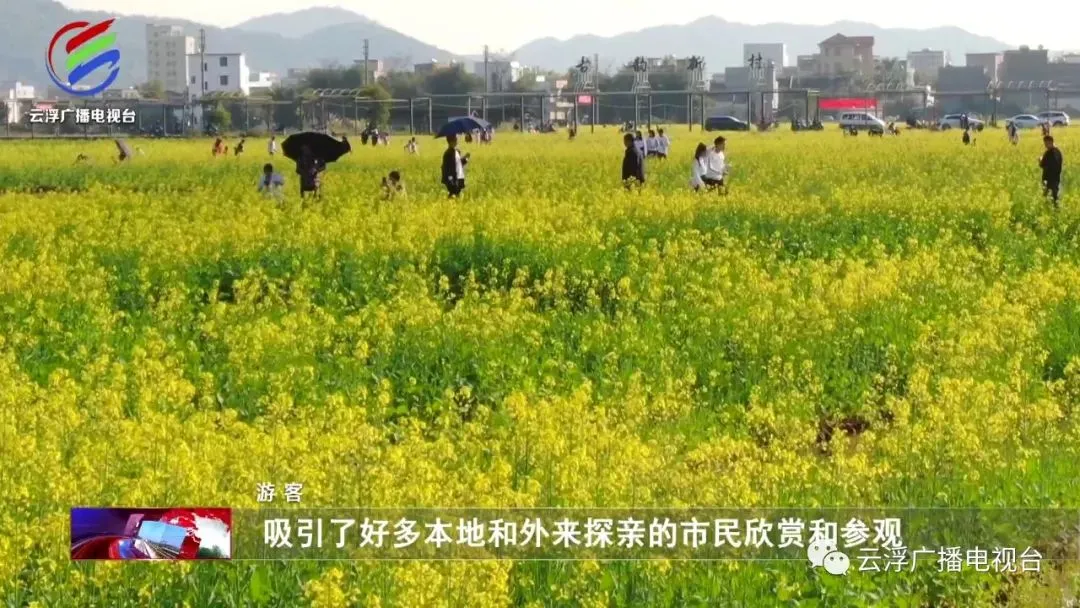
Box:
689, 143, 708, 191
258, 162, 285, 201
622, 132, 645, 190
296, 145, 326, 199
634, 131, 646, 158
656, 128, 670, 160
1008, 122, 1019, 145
702, 136, 729, 193
1040, 135, 1063, 208
268, 136, 278, 156
645, 130, 659, 158
405, 137, 419, 155
441, 133, 469, 198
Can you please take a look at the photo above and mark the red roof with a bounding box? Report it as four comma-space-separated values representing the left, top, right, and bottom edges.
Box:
820, 34, 875, 47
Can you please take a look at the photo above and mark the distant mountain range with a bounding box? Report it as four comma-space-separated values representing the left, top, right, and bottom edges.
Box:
512, 18, 1010, 74
1, 3, 1014, 91
231, 7, 371, 39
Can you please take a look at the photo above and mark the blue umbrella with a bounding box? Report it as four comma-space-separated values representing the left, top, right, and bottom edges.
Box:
435, 116, 492, 138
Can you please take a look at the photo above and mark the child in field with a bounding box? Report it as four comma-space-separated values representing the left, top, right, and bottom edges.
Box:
234, 138, 246, 156
268, 135, 278, 156
381, 170, 406, 200
212, 138, 224, 156
405, 137, 419, 154
258, 163, 285, 200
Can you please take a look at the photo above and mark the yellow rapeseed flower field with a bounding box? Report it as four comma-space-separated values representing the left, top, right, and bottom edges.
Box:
0, 126, 1078, 606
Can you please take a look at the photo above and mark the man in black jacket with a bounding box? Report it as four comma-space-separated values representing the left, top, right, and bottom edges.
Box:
621, 132, 645, 190
1041, 135, 1063, 208
441, 134, 469, 198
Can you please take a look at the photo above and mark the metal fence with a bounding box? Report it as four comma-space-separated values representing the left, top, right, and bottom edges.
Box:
2, 87, 1076, 138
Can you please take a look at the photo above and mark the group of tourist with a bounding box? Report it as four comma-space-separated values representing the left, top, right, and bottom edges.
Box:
622, 133, 730, 193
248, 124, 1062, 208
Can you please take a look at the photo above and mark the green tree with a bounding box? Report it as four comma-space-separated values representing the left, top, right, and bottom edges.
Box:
378, 71, 423, 99
359, 83, 392, 128
424, 65, 483, 95
206, 102, 232, 132
138, 80, 166, 100
269, 87, 302, 131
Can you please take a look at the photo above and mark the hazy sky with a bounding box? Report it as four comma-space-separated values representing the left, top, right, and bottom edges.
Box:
58, 0, 1077, 55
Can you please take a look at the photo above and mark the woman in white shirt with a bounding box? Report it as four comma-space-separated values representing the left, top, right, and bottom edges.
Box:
267, 136, 278, 156
634, 131, 646, 157
656, 128, 670, 159
689, 143, 708, 190
645, 130, 659, 158
702, 136, 729, 193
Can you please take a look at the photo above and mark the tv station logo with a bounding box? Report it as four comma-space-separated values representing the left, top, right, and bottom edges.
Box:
26, 107, 136, 125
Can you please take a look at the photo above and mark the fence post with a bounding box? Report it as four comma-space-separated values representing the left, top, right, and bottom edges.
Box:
409, 97, 415, 134
519, 95, 525, 129
592, 94, 597, 133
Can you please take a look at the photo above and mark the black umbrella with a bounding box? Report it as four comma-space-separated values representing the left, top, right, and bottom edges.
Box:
435, 116, 492, 138
282, 132, 351, 163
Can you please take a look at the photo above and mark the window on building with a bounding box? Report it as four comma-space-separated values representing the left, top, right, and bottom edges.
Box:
219, 56, 228, 67
220, 75, 229, 86
203, 82, 208, 90
204, 63, 208, 71
191, 76, 196, 84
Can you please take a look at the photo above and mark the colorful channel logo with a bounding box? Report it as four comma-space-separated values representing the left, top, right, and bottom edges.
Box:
46, 19, 121, 97
71, 508, 232, 560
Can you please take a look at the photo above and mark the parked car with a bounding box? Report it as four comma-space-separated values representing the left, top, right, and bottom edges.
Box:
1037, 111, 1071, 126
939, 114, 985, 130
1005, 114, 1047, 129
704, 115, 750, 131
838, 111, 887, 131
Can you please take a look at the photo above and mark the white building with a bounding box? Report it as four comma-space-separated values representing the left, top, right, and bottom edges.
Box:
743, 43, 788, 68
473, 59, 523, 91
186, 53, 251, 100
146, 25, 196, 95
906, 48, 949, 83
248, 71, 278, 95
2, 81, 35, 124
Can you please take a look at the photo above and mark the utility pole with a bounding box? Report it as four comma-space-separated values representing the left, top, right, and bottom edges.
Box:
199, 28, 206, 98
198, 28, 206, 129
363, 39, 370, 86
484, 45, 490, 93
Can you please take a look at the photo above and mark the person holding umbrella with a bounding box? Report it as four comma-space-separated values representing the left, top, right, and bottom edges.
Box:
296, 145, 326, 199
281, 132, 351, 199
442, 134, 469, 198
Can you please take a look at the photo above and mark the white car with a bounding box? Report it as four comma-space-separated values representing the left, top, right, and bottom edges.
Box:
939, 114, 984, 130
1005, 114, 1047, 129
838, 111, 886, 131
1037, 111, 1071, 126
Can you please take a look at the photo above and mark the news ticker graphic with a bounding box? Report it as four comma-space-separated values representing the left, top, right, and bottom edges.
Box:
237, 508, 1079, 568
70, 507, 1080, 569
26, 107, 136, 125
70, 508, 232, 560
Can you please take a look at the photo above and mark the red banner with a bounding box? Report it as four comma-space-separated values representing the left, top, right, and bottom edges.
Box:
577, 95, 592, 104
818, 98, 877, 111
